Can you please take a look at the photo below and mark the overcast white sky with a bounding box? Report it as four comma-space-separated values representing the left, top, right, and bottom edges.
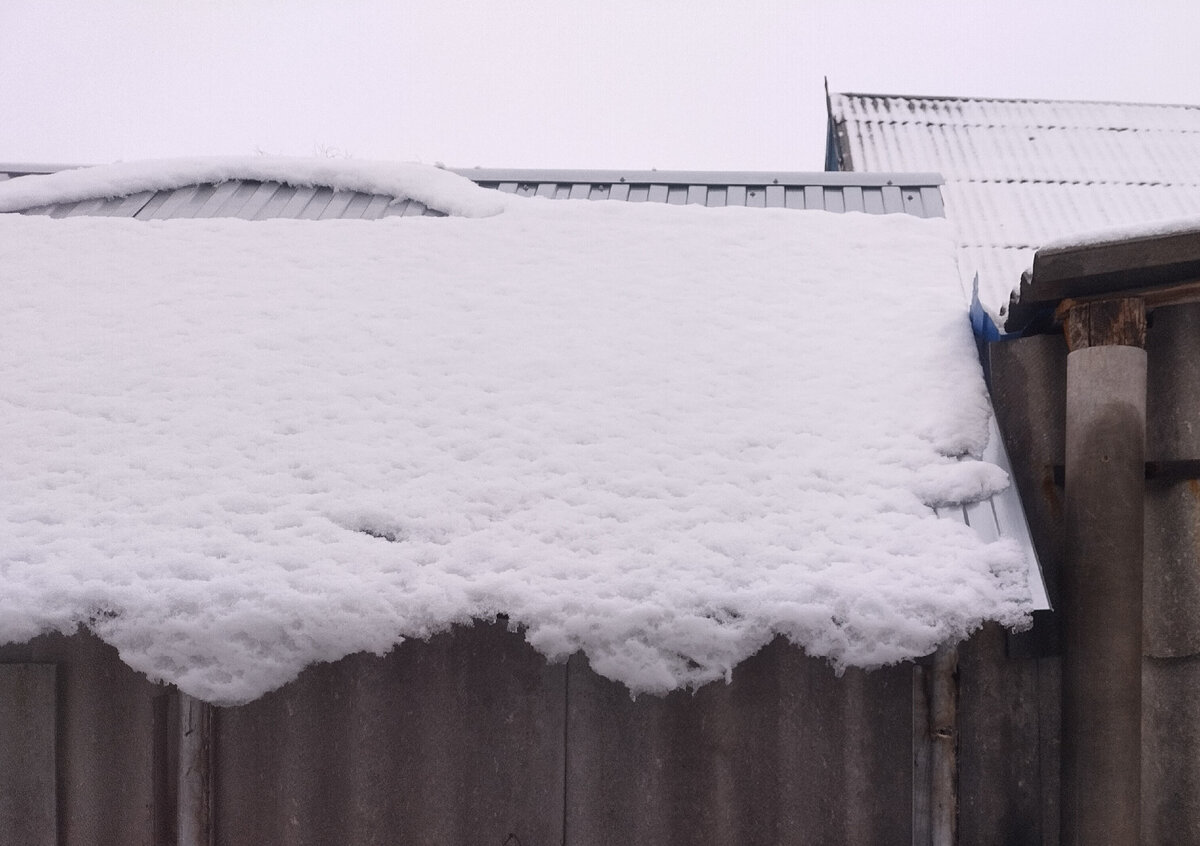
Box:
4, 1, 1200, 171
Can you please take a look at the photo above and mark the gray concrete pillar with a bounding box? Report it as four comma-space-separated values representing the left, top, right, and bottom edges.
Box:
1061, 342, 1146, 846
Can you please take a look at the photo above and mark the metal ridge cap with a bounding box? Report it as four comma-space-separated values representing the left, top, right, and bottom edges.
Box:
4, 163, 946, 189
0, 162, 87, 175
450, 167, 944, 187
832, 91, 1200, 111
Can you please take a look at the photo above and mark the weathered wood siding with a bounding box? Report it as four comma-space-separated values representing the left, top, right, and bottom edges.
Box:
1142, 301, 1200, 842
0, 622, 1074, 846
565, 638, 913, 845
216, 621, 566, 846
0, 631, 164, 846
958, 624, 1060, 846
0, 664, 57, 846
11, 313, 1200, 845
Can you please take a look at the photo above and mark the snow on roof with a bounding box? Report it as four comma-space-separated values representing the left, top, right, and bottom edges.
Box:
0, 161, 1031, 704
828, 93, 1200, 319
0, 157, 505, 218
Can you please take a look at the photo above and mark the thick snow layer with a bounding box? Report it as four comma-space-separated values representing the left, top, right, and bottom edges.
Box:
0, 192, 1031, 704
0, 156, 505, 218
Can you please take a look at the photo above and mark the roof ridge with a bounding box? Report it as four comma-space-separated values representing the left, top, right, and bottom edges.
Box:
959, 242, 1040, 250
833, 91, 1200, 111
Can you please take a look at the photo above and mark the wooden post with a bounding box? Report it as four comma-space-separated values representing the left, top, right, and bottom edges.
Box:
929, 645, 958, 846
912, 664, 931, 846
178, 693, 214, 846
1061, 298, 1145, 846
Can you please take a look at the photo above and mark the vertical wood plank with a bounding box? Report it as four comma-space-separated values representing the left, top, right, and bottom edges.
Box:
1144, 302, 1200, 656
929, 646, 958, 846
1038, 657, 1062, 846
987, 333, 1068, 623
957, 624, 1045, 844
912, 664, 931, 846
178, 694, 213, 846
1143, 301, 1200, 838
1143, 655, 1200, 843
0, 665, 57, 846
0, 630, 163, 846
152, 693, 179, 846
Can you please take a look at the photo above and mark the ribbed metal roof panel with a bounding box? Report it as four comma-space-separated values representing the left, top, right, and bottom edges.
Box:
945, 181, 1200, 253
829, 92, 1200, 313
2, 164, 945, 221
465, 169, 944, 217
838, 118, 1200, 184
836, 93, 1200, 134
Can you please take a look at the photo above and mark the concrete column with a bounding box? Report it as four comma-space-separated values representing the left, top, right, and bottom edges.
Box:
1061, 333, 1146, 846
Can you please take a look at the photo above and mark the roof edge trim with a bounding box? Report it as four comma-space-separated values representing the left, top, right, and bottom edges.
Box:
831, 91, 1200, 111
452, 168, 942, 187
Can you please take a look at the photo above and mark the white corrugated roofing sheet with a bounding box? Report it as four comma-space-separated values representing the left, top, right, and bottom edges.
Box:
829, 93, 1200, 317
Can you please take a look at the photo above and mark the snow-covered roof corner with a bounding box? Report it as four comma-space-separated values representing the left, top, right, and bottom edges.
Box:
0, 170, 1033, 704
828, 92, 1200, 321
0, 157, 507, 218
1039, 214, 1200, 254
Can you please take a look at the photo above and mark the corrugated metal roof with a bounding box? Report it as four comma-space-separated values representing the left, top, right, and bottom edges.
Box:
827, 92, 1200, 316
1, 164, 945, 220
462, 168, 945, 216
829, 93, 1070, 611
10, 178, 445, 221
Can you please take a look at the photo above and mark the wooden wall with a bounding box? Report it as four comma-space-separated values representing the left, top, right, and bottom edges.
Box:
9, 314, 1200, 845
0, 620, 1071, 846
987, 304, 1200, 844
0, 631, 164, 846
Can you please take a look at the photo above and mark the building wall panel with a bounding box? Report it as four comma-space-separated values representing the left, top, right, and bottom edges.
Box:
0, 631, 164, 846
214, 621, 566, 846
0, 664, 56, 846
564, 637, 913, 846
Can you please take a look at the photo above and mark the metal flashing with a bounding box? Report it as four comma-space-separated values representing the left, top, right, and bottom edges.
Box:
451, 167, 943, 187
